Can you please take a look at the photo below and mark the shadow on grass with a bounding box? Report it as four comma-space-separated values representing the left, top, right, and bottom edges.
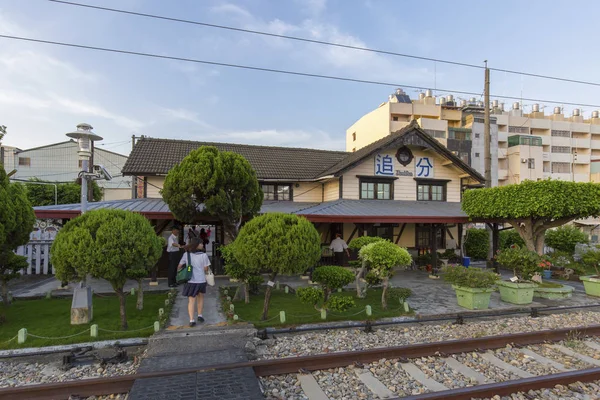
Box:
220, 286, 412, 329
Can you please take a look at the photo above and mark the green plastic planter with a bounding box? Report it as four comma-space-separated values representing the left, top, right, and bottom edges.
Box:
580, 276, 600, 297
496, 281, 537, 305
451, 285, 494, 310
533, 285, 574, 300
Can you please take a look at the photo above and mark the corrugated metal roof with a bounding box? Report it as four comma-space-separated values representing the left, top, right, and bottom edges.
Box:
295, 199, 467, 218
34, 198, 467, 221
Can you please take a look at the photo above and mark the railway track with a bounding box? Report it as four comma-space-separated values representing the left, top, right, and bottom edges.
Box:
1, 324, 600, 400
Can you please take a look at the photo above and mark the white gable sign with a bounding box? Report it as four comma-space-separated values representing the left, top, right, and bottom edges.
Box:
415, 157, 434, 178
374, 154, 394, 176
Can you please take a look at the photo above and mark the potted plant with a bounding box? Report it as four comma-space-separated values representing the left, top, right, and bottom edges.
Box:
495, 245, 542, 305
540, 257, 553, 280
441, 265, 499, 310
580, 247, 600, 297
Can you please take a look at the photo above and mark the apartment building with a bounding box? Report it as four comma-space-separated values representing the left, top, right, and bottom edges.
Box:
0, 140, 131, 200
347, 89, 600, 186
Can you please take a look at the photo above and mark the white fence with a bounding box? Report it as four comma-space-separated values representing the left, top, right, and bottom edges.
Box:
15, 240, 54, 275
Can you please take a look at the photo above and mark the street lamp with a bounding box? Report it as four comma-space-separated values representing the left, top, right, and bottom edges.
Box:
65, 123, 102, 325
66, 123, 103, 213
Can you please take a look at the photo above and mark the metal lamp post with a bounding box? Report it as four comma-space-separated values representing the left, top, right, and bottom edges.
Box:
66, 123, 103, 325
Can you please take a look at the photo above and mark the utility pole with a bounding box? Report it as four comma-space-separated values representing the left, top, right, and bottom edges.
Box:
484, 61, 497, 270
484, 60, 491, 188
88, 141, 94, 203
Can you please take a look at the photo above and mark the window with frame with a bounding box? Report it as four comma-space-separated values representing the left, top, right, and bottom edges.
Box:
360, 179, 392, 200
527, 158, 535, 169
352, 132, 356, 141
551, 130, 570, 138
261, 184, 292, 201
18, 157, 31, 166
416, 181, 446, 201
551, 162, 570, 173
551, 146, 570, 153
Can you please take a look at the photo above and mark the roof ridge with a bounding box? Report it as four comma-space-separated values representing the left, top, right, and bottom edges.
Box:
138, 137, 348, 155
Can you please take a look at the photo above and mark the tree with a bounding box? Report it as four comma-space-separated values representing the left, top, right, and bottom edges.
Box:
348, 236, 384, 298
359, 240, 412, 310
222, 244, 260, 304
463, 180, 600, 255
0, 165, 36, 305
51, 209, 163, 329
162, 146, 262, 241
23, 179, 102, 206
231, 213, 321, 320
311, 266, 354, 302
0, 125, 6, 144
545, 225, 588, 254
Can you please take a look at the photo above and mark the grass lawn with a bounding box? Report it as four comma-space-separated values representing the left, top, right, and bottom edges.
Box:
222, 287, 412, 329
0, 292, 169, 349
536, 282, 564, 288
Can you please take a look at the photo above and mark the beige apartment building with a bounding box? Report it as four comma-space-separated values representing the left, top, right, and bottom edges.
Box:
348, 89, 600, 186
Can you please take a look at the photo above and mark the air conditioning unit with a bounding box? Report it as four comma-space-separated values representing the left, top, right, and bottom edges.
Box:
521, 158, 528, 163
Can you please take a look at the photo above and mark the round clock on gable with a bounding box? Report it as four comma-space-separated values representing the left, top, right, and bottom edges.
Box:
395, 146, 413, 166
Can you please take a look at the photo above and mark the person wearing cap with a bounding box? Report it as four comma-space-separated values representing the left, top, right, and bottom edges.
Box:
329, 233, 350, 266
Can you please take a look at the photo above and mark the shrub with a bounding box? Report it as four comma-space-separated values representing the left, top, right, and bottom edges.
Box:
312, 266, 355, 301
442, 265, 499, 289
247, 275, 264, 295
499, 229, 525, 250
580, 248, 600, 277
545, 225, 588, 254
296, 287, 324, 306
327, 296, 355, 312
415, 252, 443, 267
348, 236, 385, 251
386, 287, 412, 303
496, 246, 541, 281
464, 228, 489, 260
359, 240, 412, 310
364, 271, 382, 286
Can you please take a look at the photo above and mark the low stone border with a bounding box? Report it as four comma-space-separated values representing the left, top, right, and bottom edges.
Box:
0, 338, 148, 358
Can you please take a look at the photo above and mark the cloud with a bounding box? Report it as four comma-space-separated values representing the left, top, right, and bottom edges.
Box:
160, 107, 213, 128
211, 3, 253, 20
295, 0, 327, 16
194, 128, 345, 151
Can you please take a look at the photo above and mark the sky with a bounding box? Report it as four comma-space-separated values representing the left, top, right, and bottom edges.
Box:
1, 0, 600, 155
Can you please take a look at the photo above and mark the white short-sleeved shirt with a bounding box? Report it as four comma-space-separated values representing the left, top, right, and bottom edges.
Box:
329, 238, 348, 253
180, 252, 211, 283
167, 234, 179, 252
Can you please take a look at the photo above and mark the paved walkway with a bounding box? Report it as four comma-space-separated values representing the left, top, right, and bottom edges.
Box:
168, 278, 228, 327
129, 325, 262, 400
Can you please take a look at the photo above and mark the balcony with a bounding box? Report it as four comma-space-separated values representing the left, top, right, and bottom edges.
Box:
540, 135, 551, 146
574, 154, 591, 164
592, 140, 600, 150
498, 169, 508, 180
574, 173, 589, 182
550, 153, 572, 163
498, 148, 508, 159
551, 136, 571, 147
498, 132, 508, 142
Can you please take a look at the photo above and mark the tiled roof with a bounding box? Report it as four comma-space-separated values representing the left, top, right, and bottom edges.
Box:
321, 121, 485, 182
122, 138, 348, 180
34, 198, 171, 213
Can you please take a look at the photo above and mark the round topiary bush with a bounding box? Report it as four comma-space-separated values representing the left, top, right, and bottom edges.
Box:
296, 286, 324, 306
327, 296, 355, 312
464, 228, 489, 260
312, 265, 355, 301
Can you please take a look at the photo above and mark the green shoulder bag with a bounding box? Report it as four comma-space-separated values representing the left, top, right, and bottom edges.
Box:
176, 252, 193, 284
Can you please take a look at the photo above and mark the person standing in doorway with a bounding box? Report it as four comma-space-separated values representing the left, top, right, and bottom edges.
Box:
167, 227, 181, 288
330, 233, 350, 266
178, 238, 211, 327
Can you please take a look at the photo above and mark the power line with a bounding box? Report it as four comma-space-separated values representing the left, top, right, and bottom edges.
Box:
47, 0, 600, 88
2, 34, 600, 109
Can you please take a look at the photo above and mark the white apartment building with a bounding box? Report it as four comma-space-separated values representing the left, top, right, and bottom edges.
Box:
347, 89, 600, 186
1, 140, 131, 200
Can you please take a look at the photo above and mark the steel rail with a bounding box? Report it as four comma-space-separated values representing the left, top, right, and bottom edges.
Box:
401, 367, 600, 400
2, 324, 600, 399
